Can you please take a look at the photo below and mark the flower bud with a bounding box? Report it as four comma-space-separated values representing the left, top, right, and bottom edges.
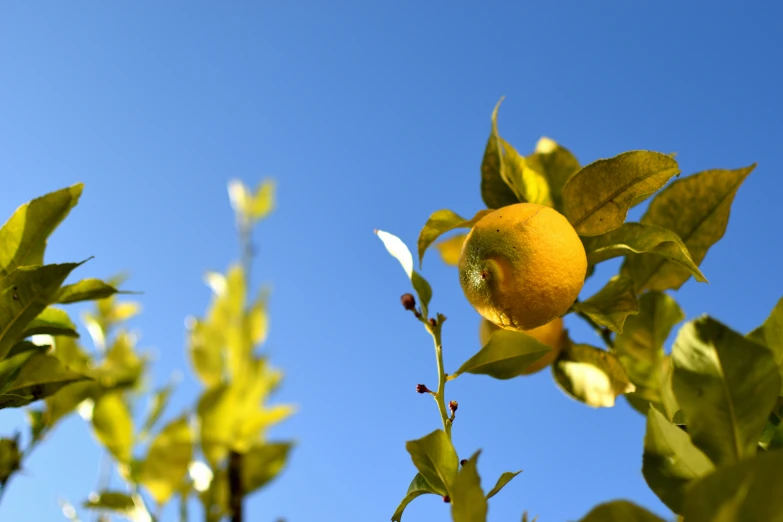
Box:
416, 384, 430, 394
400, 293, 416, 311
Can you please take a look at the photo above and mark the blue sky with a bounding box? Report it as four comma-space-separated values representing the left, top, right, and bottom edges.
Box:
1, 2, 782, 521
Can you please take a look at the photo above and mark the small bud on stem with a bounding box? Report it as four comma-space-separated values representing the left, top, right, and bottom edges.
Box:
428, 317, 437, 327
442, 496, 451, 503
449, 400, 458, 422
415, 384, 431, 394
460, 459, 467, 466
400, 293, 422, 318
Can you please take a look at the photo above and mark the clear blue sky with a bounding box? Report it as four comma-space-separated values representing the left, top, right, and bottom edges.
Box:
1, 2, 782, 521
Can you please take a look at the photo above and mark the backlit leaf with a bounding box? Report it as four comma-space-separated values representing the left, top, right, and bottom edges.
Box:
643, 407, 714, 514
140, 416, 193, 505
241, 442, 292, 493
0, 343, 48, 394
405, 430, 458, 497
578, 500, 666, 522
747, 297, 783, 393
486, 470, 522, 499
615, 292, 684, 413
562, 151, 680, 236
622, 165, 755, 292
672, 316, 779, 465
391, 473, 438, 522
375, 229, 432, 318
0, 184, 83, 277
55, 279, 119, 304
140, 384, 174, 439
416, 209, 491, 267
526, 137, 580, 211
435, 234, 466, 266
0, 353, 88, 409
83, 491, 135, 512
0, 437, 21, 482
481, 98, 521, 209
198, 384, 235, 466
453, 329, 551, 380
553, 342, 634, 408
682, 449, 783, 522
22, 307, 78, 338
582, 223, 707, 285
451, 451, 487, 522
92, 392, 134, 464
249, 180, 275, 222
571, 275, 639, 333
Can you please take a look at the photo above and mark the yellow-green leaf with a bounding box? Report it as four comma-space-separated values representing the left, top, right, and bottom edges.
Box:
249, 180, 275, 222
187, 318, 224, 388
92, 392, 134, 464
416, 209, 491, 267
139, 416, 193, 505
452, 329, 551, 380
391, 474, 438, 522
553, 342, 634, 408
241, 442, 292, 494
405, 430, 458, 498
481, 98, 520, 209
622, 164, 755, 292
582, 223, 707, 285
0, 184, 83, 277
526, 137, 581, 211
747, 297, 783, 393
0, 437, 21, 482
0, 353, 89, 409
55, 278, 119, 304
571, 275, 639, 333
434, 234, 466, 266
562, 151, 680, 236
486, 470, 522, 499
198, 384, 235, 466
375, 229, 432, 318
579, 500, 666, 522
451, 451, 487, 522
22, 307, 78, 338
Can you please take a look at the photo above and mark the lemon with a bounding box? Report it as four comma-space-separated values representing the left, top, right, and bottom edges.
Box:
479, 317, 565, 374
459, 203, 587, 330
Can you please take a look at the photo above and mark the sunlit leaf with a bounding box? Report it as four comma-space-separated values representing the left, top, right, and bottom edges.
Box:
486, 470, 522, 499
672, 316, 779, 465
241, 441, 292, 494
248, 288, 270, 347
0, 262, 83, 360
451, 451, 487, 522
391, 473, 438, 522
0, 437, 21, 482
416, 209, 490, 267
434, 234, 466, 266
198, 384, 235, 466
227, 179, 250, 217
622, 165, 755, 292
0, 353, 89, 409
0, 184, 83, 277
578, 500, 666, 521
234, 405, 296, 452
643, 407, 714, 514
481, 98, 521, 209
139, 384, 174, 439
375, 229, 432, 318
682, 449, 783, 522
571, 275, 639, 333
0, 343, 48, 394
249, 180, 275, 222
55, 279, 119, 304
452, 329, 551, 380
92, 392, 134, 464
615, 292, 684, 413
582, 224, 707, 285
748, 297, 783, 393
562, 151, 680, 236
22, 307, 78, 338
526, 137, 581, 211
553, 342, 634, 408
139, 416, 193, 505
83, 491, 151, 522
405, 430, 458, 497
187, 318, 224, 388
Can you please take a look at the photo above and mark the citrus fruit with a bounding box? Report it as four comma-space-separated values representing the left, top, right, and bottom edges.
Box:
479, 317, 565, 374
458, 203, 587, 330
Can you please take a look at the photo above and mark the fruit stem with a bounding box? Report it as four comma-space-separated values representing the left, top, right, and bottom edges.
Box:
426, 319, 452, 439
575, 311, 615, 349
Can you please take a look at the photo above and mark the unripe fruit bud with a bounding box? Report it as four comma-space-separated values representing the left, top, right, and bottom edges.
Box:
443, 496, 450, 503
460, 459, 467, 466
400, 293, 416, 311
449, 400, 458, 413
428, 318, 437, 327
416, 384, 430, 394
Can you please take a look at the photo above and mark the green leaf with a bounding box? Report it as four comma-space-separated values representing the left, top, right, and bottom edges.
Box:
526, 137, 581, 212
187, 318, 224, 388
622, 164, 755, 292
83, 491, 136, 512
405, 430, 458, 498
486, 470, 522, 499
375, 229, 432, 318
0, 343, 48, 393
562, 151, 680, 236
416, 209, 491, 267
434, 234, 466, 267
0, 262, 83, 360
241, 442, 292, 494
553, 342, 634, 408
92, 392, 134, 464
452, 329, 551, 380
0, 437, 21, 482
22, 307, 78, 338
139, 416, 193, 505
54, 278, 119, 304
643, 407, 714, 514
481, 98, 521, 210
140, 384, 174, 439
248, 179, 275, 222
0, 353, 89, 409
578, 500, 666, 522
582, 223, 707, 285
451, 451, 487, 522
672, 316, 780, 465
391, 474, 438, 522
571, 275, 639, 333
0, 184, 83, 277
748, 297, 783, 393
682, 449, 783, 522
615, 292, 685, 413
198, 384, 235, 467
